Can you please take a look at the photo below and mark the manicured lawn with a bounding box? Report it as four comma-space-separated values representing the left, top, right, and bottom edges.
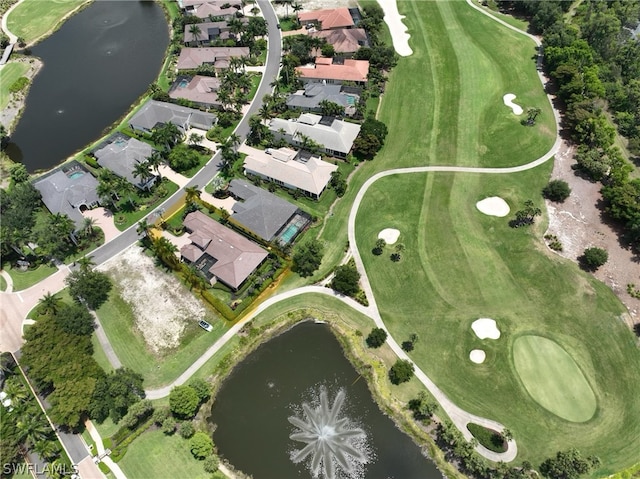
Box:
91, 334, 115, 373
513, 335, 596, 423
7, 0, 89, 44
118, 428, 209, 479
95, 290, 228, 389
354, 170, 640, 473
0, 61, 29, 110
0, 274, 7, 292
3, 263, 57, 291
113, 178, 180, 231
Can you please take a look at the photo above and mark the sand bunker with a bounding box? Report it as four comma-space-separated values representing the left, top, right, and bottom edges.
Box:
469, 349, 486, 364
503, 93, 523, 115
476, 197, 510, 217
472, 318, 501, 340
378, 228, 400, 245
376, 0, 412, 56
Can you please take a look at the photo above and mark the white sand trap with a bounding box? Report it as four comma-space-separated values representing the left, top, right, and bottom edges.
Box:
472, 318, 501, 340
476, 197, 510, 217
376, 0, 412, 56
503, 93, 523, 115
469, 349, 486, 364
378, 228, 400, 245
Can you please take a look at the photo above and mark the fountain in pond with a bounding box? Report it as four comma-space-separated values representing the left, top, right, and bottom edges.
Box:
288, 388, 369, 479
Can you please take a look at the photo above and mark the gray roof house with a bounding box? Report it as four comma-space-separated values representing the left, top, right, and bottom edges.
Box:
178, 0, 242, 19
176, 47, 250, 71
268, 113, 361, 158
242, 146, 338, 200
180, 210, 268, 290
183, 20, 247, 46
169, 75, 222, 109
128, 100, 216, 133
33, 161, 100, 231
228, 179, 301, 242
286, 83, 356, 116
93, 134, 157, 190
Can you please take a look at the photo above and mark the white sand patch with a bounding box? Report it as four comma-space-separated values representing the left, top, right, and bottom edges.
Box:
503, 93, 523, 115
469, 349, 486, 364
100, 245, 206, 353
376, 0, 412, 56
472, 318, 501, 339
378, 228, 400, 245
476, 197, 510, 217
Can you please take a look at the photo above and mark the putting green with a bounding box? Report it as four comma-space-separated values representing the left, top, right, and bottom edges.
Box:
513, 335, 596, 422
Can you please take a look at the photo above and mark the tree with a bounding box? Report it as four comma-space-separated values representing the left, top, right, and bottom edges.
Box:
90, 368, 145, 423
65, 268, 113, 309
162, 417, 177, 435
366, 327, 387, 348
319, 99, 343, 117
525, 107, 542, 126
372, 238, 386, 255
543, 180, 571, 202
188, 24, 202, 41
203, 455, 219, 473
329, 170, 346, 197
133, 160, 153, 187
77, 255, 96, 272
188, 379, 211, 402
38, 292, 62, 316
402, 332, 419, 352
510, 200, 542, 228
119, 399, 153, 429
580, 247, 608, 271
179, 421, 196, 439
391, 243, 405, 262
80, 217, 98, 239
9, 163, 29, 185
54, 303, 95, 336
292, 239, 324, 277
169, 385, 200, 419
188, 132, 204, 147
168, 143, 201, 173
540, 448, 600, 479
408, 391, 437, 421
331, 263, 360, 296
151, 122, 182, 150
190, 432, 214, 460
389, 359, 414, 385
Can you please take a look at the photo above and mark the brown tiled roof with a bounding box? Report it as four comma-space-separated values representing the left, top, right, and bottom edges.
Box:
169, 76, 221, 107
310, 28, 367, 54
298, 7, 354, 30
296, 58, 369, 83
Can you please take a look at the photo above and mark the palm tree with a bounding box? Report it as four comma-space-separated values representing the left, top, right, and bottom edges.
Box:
136, 219, 152, 238
188, 133, 204, 147
188, 24, 202, 43
133, 161, 153, 188
115, 176, 136, 210
185, 186, 201, 204
77, 255, 95, 272
15, 413, 51, 448
227, 18, 244, 43
2, 377, 29, 403
147, 151, 165, 181
152, 237, 179, 269
38, 292, 61, 316
151, 123, 182, 151
80, 217, 97, 238
228, 133, 241, 151
33, 439, 60, 461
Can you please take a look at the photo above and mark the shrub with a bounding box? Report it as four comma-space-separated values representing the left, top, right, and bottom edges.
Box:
543, 180, 571, 202
162, 417, 177, 435
466, 423, 507, 453
189, 379, 211, 402
580, 247, 608, 271
190, 432, 214, 460
389, 359, 414, 385
179, 421, 195, 439
151, 407, 170, 425
331, 264, 360, 296
9, 77, 28, 93
203, 455, 220, 473
366, 328, 387, 348
169, 386, 200, 419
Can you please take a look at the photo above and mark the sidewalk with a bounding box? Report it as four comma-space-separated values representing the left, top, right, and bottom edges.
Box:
84, 420, 127, 479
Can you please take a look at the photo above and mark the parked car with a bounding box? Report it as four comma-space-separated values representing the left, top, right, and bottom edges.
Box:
198, 320, 213, 332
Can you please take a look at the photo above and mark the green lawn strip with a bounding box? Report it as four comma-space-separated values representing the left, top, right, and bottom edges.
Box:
0, 62, 29, 110
118, 428, 209, 479
6, 0, 89, 44
91, 334, 115, 373
94, 417, 120, 440
513, 335, 596, 423
0, 274, 7, 292
4, 263, 58, 291
95, 290, 228, 389
466, 423, 507, 453
354, 169, 640, 473
113, 179, 180, 231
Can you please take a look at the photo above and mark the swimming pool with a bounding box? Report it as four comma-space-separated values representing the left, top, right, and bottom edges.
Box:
279, 223, 300, 244
346, 95, 357, 106
178, 79, 189, 88
68, 171, 85, 180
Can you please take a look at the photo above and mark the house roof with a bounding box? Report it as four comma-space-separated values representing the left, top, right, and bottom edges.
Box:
176, 47, 250, 70
183, 21, 242, 43
298, 7, 355, 30
94, 136, 156, 188
181, 210, 268, 289
269, 114, 361, 156
310, 28, 368, 53
286, 83, 349, 110
169, 75, 222, 107
180, 0, 242, 8
243, 146, 338, 197
296, 58, 369, 83
33, 163, 99, 230
228, 179, 299, 241
192, 3, 238, 19
129, 100, 216, 131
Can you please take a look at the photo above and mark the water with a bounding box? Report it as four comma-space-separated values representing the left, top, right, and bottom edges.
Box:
280, 223, 300, 244
67, 171, 84, 180
210, 322, 442, 479
6, 0, 169, 172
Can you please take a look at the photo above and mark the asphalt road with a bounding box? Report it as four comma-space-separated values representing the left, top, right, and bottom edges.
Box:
91, 0, 281, 267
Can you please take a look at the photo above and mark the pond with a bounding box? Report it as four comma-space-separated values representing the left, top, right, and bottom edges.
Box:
210, 321, 443, 479
6, 0, 169, 172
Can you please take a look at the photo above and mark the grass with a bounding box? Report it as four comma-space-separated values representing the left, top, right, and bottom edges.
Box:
0, 274, 7, 292
6, 0, 89, 44
118, 428, 209, 479
513, 335, 597, 423
467, 423, 507, 453
113, 178, 180, 231
0, 61, 29, 110
95, 289, 229, 389
3, 263, 57, 291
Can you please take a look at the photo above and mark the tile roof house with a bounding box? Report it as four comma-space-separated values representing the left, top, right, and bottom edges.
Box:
242, 145, 338, 199
310, 28, 368, 55
296, 57, 369, 85
33, 161, 100, 231
183, 20, 247, 46
180, 210, 268, 290
176, 47, 250, 71
268, 113, 361, 158
128, 99, 216, 133
93, 134, 157, 190
178, 0, 242, 20
286, 83, 355, 116
297, 7, 355, 30
169, 75, 222, 109
228, 179, 301, 242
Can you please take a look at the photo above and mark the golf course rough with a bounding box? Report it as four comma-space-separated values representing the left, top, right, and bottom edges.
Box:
513, 335, 597, 423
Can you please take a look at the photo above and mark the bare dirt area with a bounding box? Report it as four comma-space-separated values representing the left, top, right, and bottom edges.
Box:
99, 245, 206, 354
545, 140, 640, 328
